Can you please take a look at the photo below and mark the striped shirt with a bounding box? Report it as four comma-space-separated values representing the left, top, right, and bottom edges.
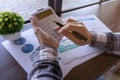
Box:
91, 32, 120, 55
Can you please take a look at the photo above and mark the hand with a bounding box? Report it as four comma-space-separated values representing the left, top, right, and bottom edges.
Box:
30, 17, 59, 48
58, 18, 92, 46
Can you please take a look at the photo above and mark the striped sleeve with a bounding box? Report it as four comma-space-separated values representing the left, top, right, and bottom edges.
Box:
28, 45, 62, 80
90, 32, 120, 56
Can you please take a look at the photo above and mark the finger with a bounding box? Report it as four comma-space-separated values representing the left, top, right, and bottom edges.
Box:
71, 22, 84, 25
58, 23, 83, 34
58, 25, 68, 34
65, 18, 84, 26
62, 30, 85, 45
53, 40, 59, 48
30, 18, 38, 32
58, 23, 89, 42
30, 17, 36, 26
68, 23, 86, 34
35, 27, 47, 36
59, 27, 79, 42
66, 18, 77, 22
54, 26, 61, 30
30, 17, 40, 29
35, 29, 49, 44
30, 17, 45, 35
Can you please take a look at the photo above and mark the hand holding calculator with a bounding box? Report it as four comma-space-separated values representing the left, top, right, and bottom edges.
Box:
30, 6, 87, 42
30, 6, 63, 40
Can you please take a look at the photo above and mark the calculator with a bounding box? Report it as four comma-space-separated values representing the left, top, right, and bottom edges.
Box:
30, 6, 63, 40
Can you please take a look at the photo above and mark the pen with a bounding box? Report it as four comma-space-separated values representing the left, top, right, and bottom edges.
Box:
53, 20, 88, 42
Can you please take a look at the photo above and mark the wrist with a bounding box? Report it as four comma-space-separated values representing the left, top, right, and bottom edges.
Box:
33, 45, 58, 66
40, 40, 59, 49
87, 32, 92, 45
40, 45, 58, 52
89, 31, 96, 45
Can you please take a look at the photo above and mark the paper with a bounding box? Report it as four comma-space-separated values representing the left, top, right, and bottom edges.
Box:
58, 15, 111, 77
1, 15, 111, 76
1, 28, 39, 73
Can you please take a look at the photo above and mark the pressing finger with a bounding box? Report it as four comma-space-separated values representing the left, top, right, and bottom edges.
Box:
54, 26, 61, 30
66, 18, 77, 22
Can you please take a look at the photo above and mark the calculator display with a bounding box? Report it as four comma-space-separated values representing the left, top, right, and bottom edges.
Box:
36, 9, 53, 20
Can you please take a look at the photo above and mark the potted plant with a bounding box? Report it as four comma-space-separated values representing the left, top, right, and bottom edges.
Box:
0, 11, 24, 40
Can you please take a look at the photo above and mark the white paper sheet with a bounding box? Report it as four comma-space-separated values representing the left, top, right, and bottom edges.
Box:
2, 28, 39, 73
1, 15, 111, 76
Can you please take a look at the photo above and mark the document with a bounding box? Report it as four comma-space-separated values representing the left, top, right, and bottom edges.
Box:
58, 15, 111, 77
2, 15, 111, 76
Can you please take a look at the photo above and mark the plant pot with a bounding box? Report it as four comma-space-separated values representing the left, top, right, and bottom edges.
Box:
2, 32, 21, 41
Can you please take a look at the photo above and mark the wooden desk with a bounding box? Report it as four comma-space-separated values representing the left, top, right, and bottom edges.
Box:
64, 53, 120, 80
0, 1, 120, 80
63, 1, 120, 80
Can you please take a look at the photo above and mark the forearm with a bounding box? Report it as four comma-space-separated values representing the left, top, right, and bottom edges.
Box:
90, 32, 120, 55
28, 45, 62, 80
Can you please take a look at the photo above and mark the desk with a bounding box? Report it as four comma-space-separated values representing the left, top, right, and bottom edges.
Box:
64, 53, 120, 80
0, 1, 120, 80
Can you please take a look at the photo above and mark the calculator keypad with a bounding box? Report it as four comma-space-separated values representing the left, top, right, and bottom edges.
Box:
38, 14, 63, 40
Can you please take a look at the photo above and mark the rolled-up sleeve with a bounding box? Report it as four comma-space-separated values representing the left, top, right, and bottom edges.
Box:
90, 32, 120, 56
28, 45, 62, 80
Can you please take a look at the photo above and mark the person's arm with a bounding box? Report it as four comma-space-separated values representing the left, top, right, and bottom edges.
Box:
58, 18, 120, 56
28, 45, 62, 80
90, 32, 120, 55
28, 17, 62, 80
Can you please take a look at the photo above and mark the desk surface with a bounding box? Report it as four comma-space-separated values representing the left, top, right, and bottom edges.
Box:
1, 1, 120, 80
